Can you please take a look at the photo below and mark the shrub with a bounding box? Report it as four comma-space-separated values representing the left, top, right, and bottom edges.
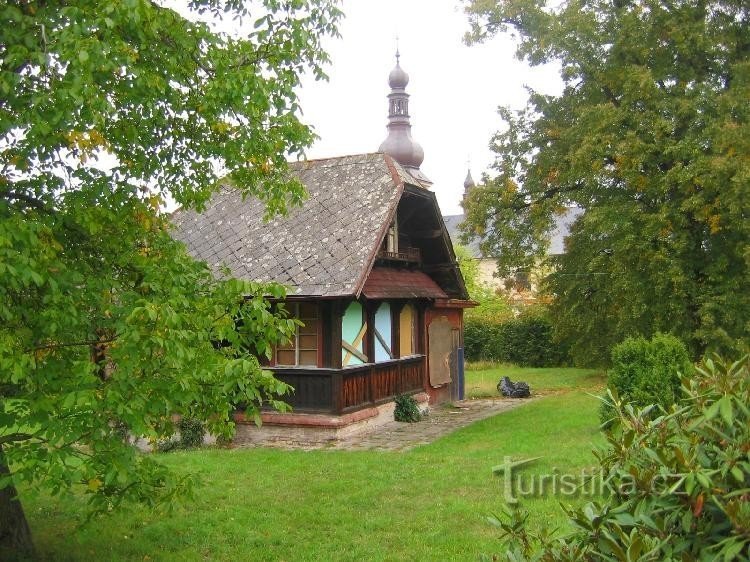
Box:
485, 353, 750, 561
394, 394, 421, 423
156, 438, 180, 453
600, 333, 691, 426
464, 310, 568, 367
177, 417, 205, 448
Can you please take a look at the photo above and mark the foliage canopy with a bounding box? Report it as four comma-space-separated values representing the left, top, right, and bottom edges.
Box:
0, 0, 340, 556
461, 0, 750, 364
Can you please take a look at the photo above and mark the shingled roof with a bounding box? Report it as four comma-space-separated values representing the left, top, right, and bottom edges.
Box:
171, 153, 429, 297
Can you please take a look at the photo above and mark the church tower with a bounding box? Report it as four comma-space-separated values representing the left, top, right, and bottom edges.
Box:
462, 168, 475, 206
378, 50, 432, 186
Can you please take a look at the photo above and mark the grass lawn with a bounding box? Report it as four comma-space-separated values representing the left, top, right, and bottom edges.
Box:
22, 367, 606, 561
465, 364, 605, 399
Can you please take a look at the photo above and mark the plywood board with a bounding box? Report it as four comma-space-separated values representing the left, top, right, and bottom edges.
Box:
428, 316, 453, 387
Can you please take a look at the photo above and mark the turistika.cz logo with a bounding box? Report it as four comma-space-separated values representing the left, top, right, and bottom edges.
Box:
493, 456, 687, 504
492, 456, 603, 504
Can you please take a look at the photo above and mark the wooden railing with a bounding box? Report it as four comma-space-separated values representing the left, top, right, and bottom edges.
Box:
376, 246, 421, 263
271, 355, 425, 415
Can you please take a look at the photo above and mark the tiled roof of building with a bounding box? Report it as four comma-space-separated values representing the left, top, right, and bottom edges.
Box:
171, 153, 426, 297
548, 207, 583, 254
442, 214, 481, 256
361, 267, 448, 299
443, 207, 583, 259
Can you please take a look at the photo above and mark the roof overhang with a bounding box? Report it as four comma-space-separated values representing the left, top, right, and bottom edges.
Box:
361, 267, 448, 299
433, 298, 478, 309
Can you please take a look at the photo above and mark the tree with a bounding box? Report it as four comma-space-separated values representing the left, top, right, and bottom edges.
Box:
461, 0, 750, 365
454, 243, 483, 300
0, 1, 340, 558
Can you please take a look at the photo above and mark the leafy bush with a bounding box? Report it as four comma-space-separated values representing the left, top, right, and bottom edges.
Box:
156, 438, 180, 453
464, 310, 568, 367
484, 354, 750, 561
394, 394, 421, 423
177, 417, 205, 448
156, 417, 206, 453
600, 333, 691, 426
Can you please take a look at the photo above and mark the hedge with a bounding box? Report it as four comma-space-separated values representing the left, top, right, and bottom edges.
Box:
464, 313, 568, 367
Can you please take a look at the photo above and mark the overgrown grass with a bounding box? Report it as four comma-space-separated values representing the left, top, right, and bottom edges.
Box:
22, 366, 605, 561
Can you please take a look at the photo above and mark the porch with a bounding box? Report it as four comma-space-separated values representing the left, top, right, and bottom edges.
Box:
269, 355, 425, 415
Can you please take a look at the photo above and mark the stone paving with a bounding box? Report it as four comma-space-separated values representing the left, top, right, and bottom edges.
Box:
330, 398, 530, 451
232, 398, 533, 451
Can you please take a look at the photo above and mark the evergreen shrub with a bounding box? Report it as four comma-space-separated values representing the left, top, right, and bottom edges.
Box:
157, 417, 206, 452
484, 354, 750, 561
394, 394, 421, 423
177, 417, 206, 448
600, 333, 691, 426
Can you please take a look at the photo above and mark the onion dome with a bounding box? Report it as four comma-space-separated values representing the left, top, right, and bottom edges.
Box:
378, 51, 425, 171
388, 61, 409, 89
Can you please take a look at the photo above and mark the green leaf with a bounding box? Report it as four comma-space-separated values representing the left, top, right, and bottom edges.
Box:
719, 397, 734, 426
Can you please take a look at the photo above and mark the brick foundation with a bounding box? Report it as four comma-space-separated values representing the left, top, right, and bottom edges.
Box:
232, 392, 430, 448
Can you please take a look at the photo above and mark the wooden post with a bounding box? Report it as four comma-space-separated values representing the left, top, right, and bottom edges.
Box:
367, 365, 374, 405
364, 300, 376, 364
396, 360, 403, 395
391, 302, 403, 359
332, 371, 343, 414
329, 300, 343, 369
417, 303, 429, 390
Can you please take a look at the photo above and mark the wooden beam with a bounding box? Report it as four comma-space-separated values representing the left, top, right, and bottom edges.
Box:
409, 229, 443, 239
422, 263, 459, 272
342, 341, 368, 364
374, 327, 393, 359
342, 324, 367, 366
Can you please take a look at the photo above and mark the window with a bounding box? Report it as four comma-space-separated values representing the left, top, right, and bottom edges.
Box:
275, 303, 319, 366
373, 302, 393, 362
342, 301, 367, 366
399, 303, 417, 356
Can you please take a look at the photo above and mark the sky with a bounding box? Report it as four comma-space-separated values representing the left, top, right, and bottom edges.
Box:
296, 0, 562, 216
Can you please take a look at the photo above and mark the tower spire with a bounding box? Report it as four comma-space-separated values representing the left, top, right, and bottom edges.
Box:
462, 164, 476, 206
378, 50, 430, 184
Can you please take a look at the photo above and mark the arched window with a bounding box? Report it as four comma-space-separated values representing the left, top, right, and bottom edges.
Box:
399, 303, 416, 357
373, 302, 393, 362
341, 301, 367, 366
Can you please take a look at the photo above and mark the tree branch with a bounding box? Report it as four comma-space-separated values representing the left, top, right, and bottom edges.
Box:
0, 433, 34, 445
25, 335, 120, 354
1, 189, 51, 213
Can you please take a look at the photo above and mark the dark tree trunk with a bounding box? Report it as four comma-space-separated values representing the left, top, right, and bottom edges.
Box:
0, 445, 36, 561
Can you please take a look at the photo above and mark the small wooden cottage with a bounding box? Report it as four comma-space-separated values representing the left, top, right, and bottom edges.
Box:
172, 56, 473, 437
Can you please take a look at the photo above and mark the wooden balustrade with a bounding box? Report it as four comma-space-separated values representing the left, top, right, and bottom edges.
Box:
271, 355, 425, 414
376, 246, 421, 263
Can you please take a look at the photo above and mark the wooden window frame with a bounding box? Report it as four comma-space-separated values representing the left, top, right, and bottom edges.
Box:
274, 302, 321, 367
